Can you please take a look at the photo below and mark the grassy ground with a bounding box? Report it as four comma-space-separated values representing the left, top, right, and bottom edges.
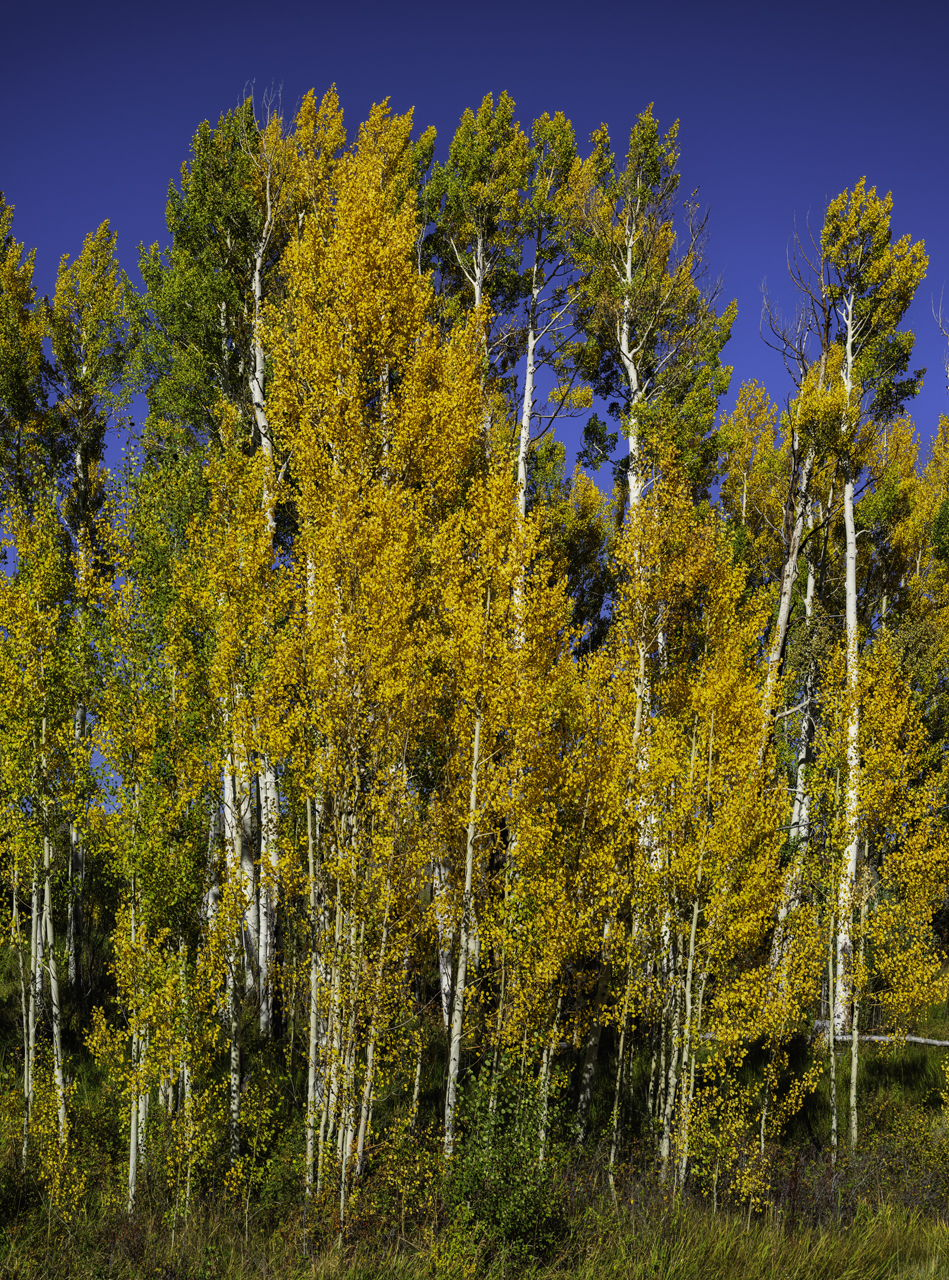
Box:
3, 1197, 949, 1279
5, 1012, 949, 1277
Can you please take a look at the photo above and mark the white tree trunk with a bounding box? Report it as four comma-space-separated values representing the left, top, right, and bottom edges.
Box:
13, 865, 29, 1162
516, 268, 539, 519
827, 915, 838, 1164
759, 446, 816, 761
445, 707, 482, 1157
356, 901, 389, 1179
67, 702, 85, 990
849, 892, 866, 1150
23, 865, 40, 1162
659, 946, 682, 1181
305, 796, 322, 1197
772, 541, 817, 970
834, 475, 860, 1035
432, 860, 454, 1033
675, 894, 701, 1185
224, 755, 258, 998
228, 963, 241, 1166
128, 1033, 139, 1214
258, 760, 279, 1036
42, 833, 66, 1145
317, 897, 343, 1195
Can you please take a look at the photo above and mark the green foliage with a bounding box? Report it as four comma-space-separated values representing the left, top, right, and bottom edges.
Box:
138, 101, 262, 451
445, 1061, 567, 1263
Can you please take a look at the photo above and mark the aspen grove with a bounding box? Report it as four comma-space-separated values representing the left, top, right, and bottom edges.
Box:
3, 87, 949, 1239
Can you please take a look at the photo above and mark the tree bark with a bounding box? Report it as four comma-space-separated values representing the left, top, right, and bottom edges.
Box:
42, 831, 66, 1145
258, 760, 279, 1036
759, 445, 816, 763
828, 914, 838, 1165
433, 860, 454, 1034
67, 702, 86, 992
445, 704, 482, 1157
659, 945, 682, 1182
835, 474, 860, 1035
304, 796, 324, 1197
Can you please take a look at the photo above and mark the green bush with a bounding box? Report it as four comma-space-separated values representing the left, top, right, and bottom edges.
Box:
445, 1059, 566, 1263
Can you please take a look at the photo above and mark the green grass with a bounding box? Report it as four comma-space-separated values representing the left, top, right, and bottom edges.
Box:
7, 999, 949, 1278
3, 1198, 949, 1279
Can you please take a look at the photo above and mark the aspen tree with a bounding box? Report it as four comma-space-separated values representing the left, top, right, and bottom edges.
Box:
0, 496, 76, 1158
427, 92, 531, 327
513, 113, 589, 516
265, 99, 489, 1193
0, 196, 63, 509
422, 467, 573, 1155
140, 93, 345, 1044
46, 223, 139, 993
814, 182, 927, 1033
93, 479, 222, 1208
581, 468, 805, 1181
566, 115, 734, 1115
842, 634, 947, 1145
0, 216, 137, 1032
575, 108, 733, 513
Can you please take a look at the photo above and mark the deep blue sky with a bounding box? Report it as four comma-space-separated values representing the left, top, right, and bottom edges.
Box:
4, 0, 948, 470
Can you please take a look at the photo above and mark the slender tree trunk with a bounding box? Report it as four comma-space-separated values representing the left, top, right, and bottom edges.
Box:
659, 944, 682, 1181
356, 898, 390, 1178
618, 242, 645, 513
128, 1034, 139, 1215
250, 221, 275, 477
850, 892, 866, 1150
225, 754, 258, 1010
517, 267, 539, 518
336, 914, 363, 1163
23, 861, 41, 1163
760, 444, 816, 762
788, 536, 817, 848
67, 703, 86, 991
656, 996, 669, 1137
835, 474, 860, 1035
608, 963, 634, 1189
410, 1035, 423, 1127
13, 865, 29, 1164
675, 891, 702, 1187
646, 1020, 659, 1125
828, 914, 838, 1166
228, 962, 241, 1166
305, 796, 324, 1197
138, 1038, 149, 1172
42, 832, 66, 1144
680, 967, 708, 1187
445, 703, 482, 1157
127, 885, 139, 1213
433, 860, 454, 1034
317, 896, 343, 1195
337, 916, 364, 1231
769, 544, 818, 979
258, 759, 279, 1036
